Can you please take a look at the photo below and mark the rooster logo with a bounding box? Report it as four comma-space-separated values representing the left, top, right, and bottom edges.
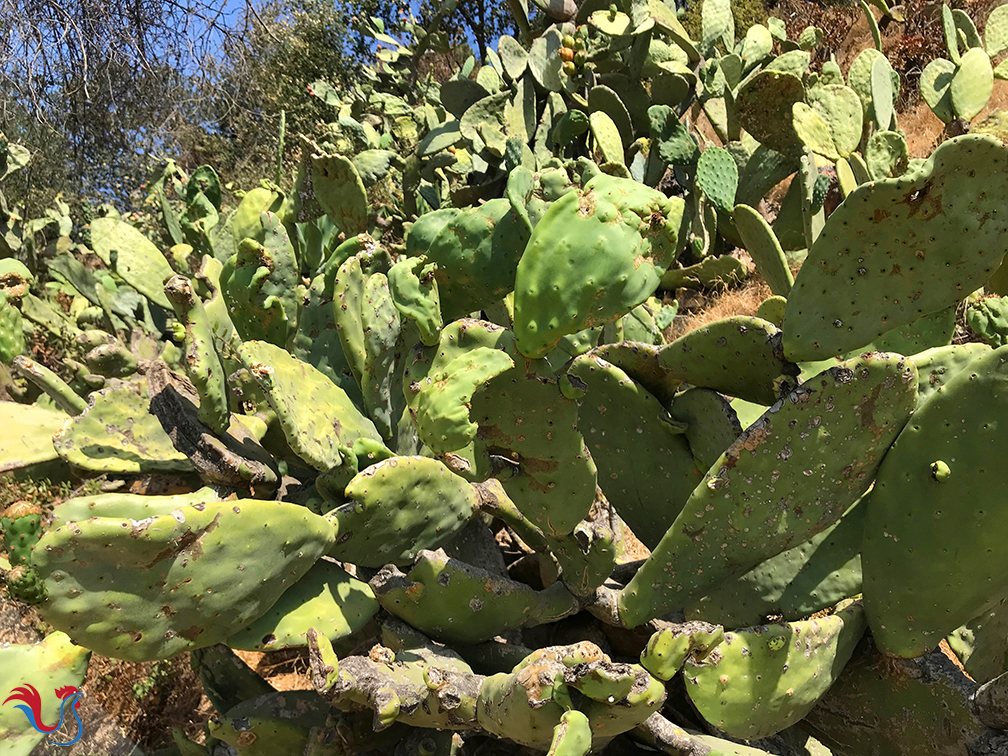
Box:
3, 684, 84, 746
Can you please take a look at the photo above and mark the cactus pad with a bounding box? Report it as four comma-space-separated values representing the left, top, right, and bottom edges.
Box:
227, 558, 378, 651
514, 173, 684, 358
567, 353, 702, 550
619, 352, 917, 626
34, 500, 336, 660
237, 340, 383, 473
53, 387, 195, 475
863, 345, 1008, 656
782, 135, 1008, 361
684, 602, 866, 739
328, 455, 476, 568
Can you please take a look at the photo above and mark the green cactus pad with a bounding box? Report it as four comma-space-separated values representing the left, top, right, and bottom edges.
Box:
208, 691, 332, 756
686, 497, 866, 627
514, 173, 684, 358
619, 352, 917, 627
864, 129, 908, 180
529, 28, 564, 92
847, 48, 899, 121
165, 274, 230, 434
696, 146, 739, 213
0, 402, 66, 473
659, 316, 796, 405
53, 487, 222, 523
0, 292, 24, 363
668, 387, 744, 472
90, 216, 174, 310
227, 558, 378, 651
684, 602, 866, 739
387, 256, 442, 347
220, 212, 300, 346
0, 632, 90, 756
238, 340, 383, 473
328, 455, 476, 568
863, 345, 1008, 657
567, 353, 703, 550
359, 271, 404, 441
792, 102, 840, 161
733, 204, 794, 296
920, 58, 956, 124
660, 254, 748, 291
735, 71, 805, 154
782, 135, 1008, 361
951, 47, 994, 120
546, 709, 591, 756
756, 295, 788, 326
13, 356, 90, 418
34, 500, 336, 660
589, 111, 625, 165
498, 35, 528, 80
2, 501, 44, 566
966, 295, 1008, 346
807, 84, 864, 157
471, 359, 597, 536
648, 105, 700, 165
640, 622, 725, 681
413, 347, 514, 454
288, 245, 363, 402
52, 386, 195, 475
589, 341, 683, 407
701, 0, 734, 53
802, 641, 997, 755
947, 594, 1008, 685
588, 85, 634, 148
310, 150, 369, 235
424, 198, 528, 321
870, 56, 895, 129
909, 342, 991, 406
370, 549, 578, 644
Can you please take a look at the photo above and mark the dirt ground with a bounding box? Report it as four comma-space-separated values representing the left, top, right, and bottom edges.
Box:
3, 3, 995, 750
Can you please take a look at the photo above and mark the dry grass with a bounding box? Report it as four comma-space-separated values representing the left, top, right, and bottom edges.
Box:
671, 278, 774, 339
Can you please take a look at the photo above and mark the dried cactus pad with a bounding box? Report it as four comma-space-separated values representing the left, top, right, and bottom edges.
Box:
514, 173, 684, 359
783, 135, 1008, 361
34, 500, 337, 661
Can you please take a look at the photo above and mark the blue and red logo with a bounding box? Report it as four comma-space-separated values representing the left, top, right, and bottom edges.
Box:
3, 684, 84, 746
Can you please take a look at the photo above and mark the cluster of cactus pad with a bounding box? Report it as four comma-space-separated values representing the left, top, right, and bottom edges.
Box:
7, 1, 1008, 754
